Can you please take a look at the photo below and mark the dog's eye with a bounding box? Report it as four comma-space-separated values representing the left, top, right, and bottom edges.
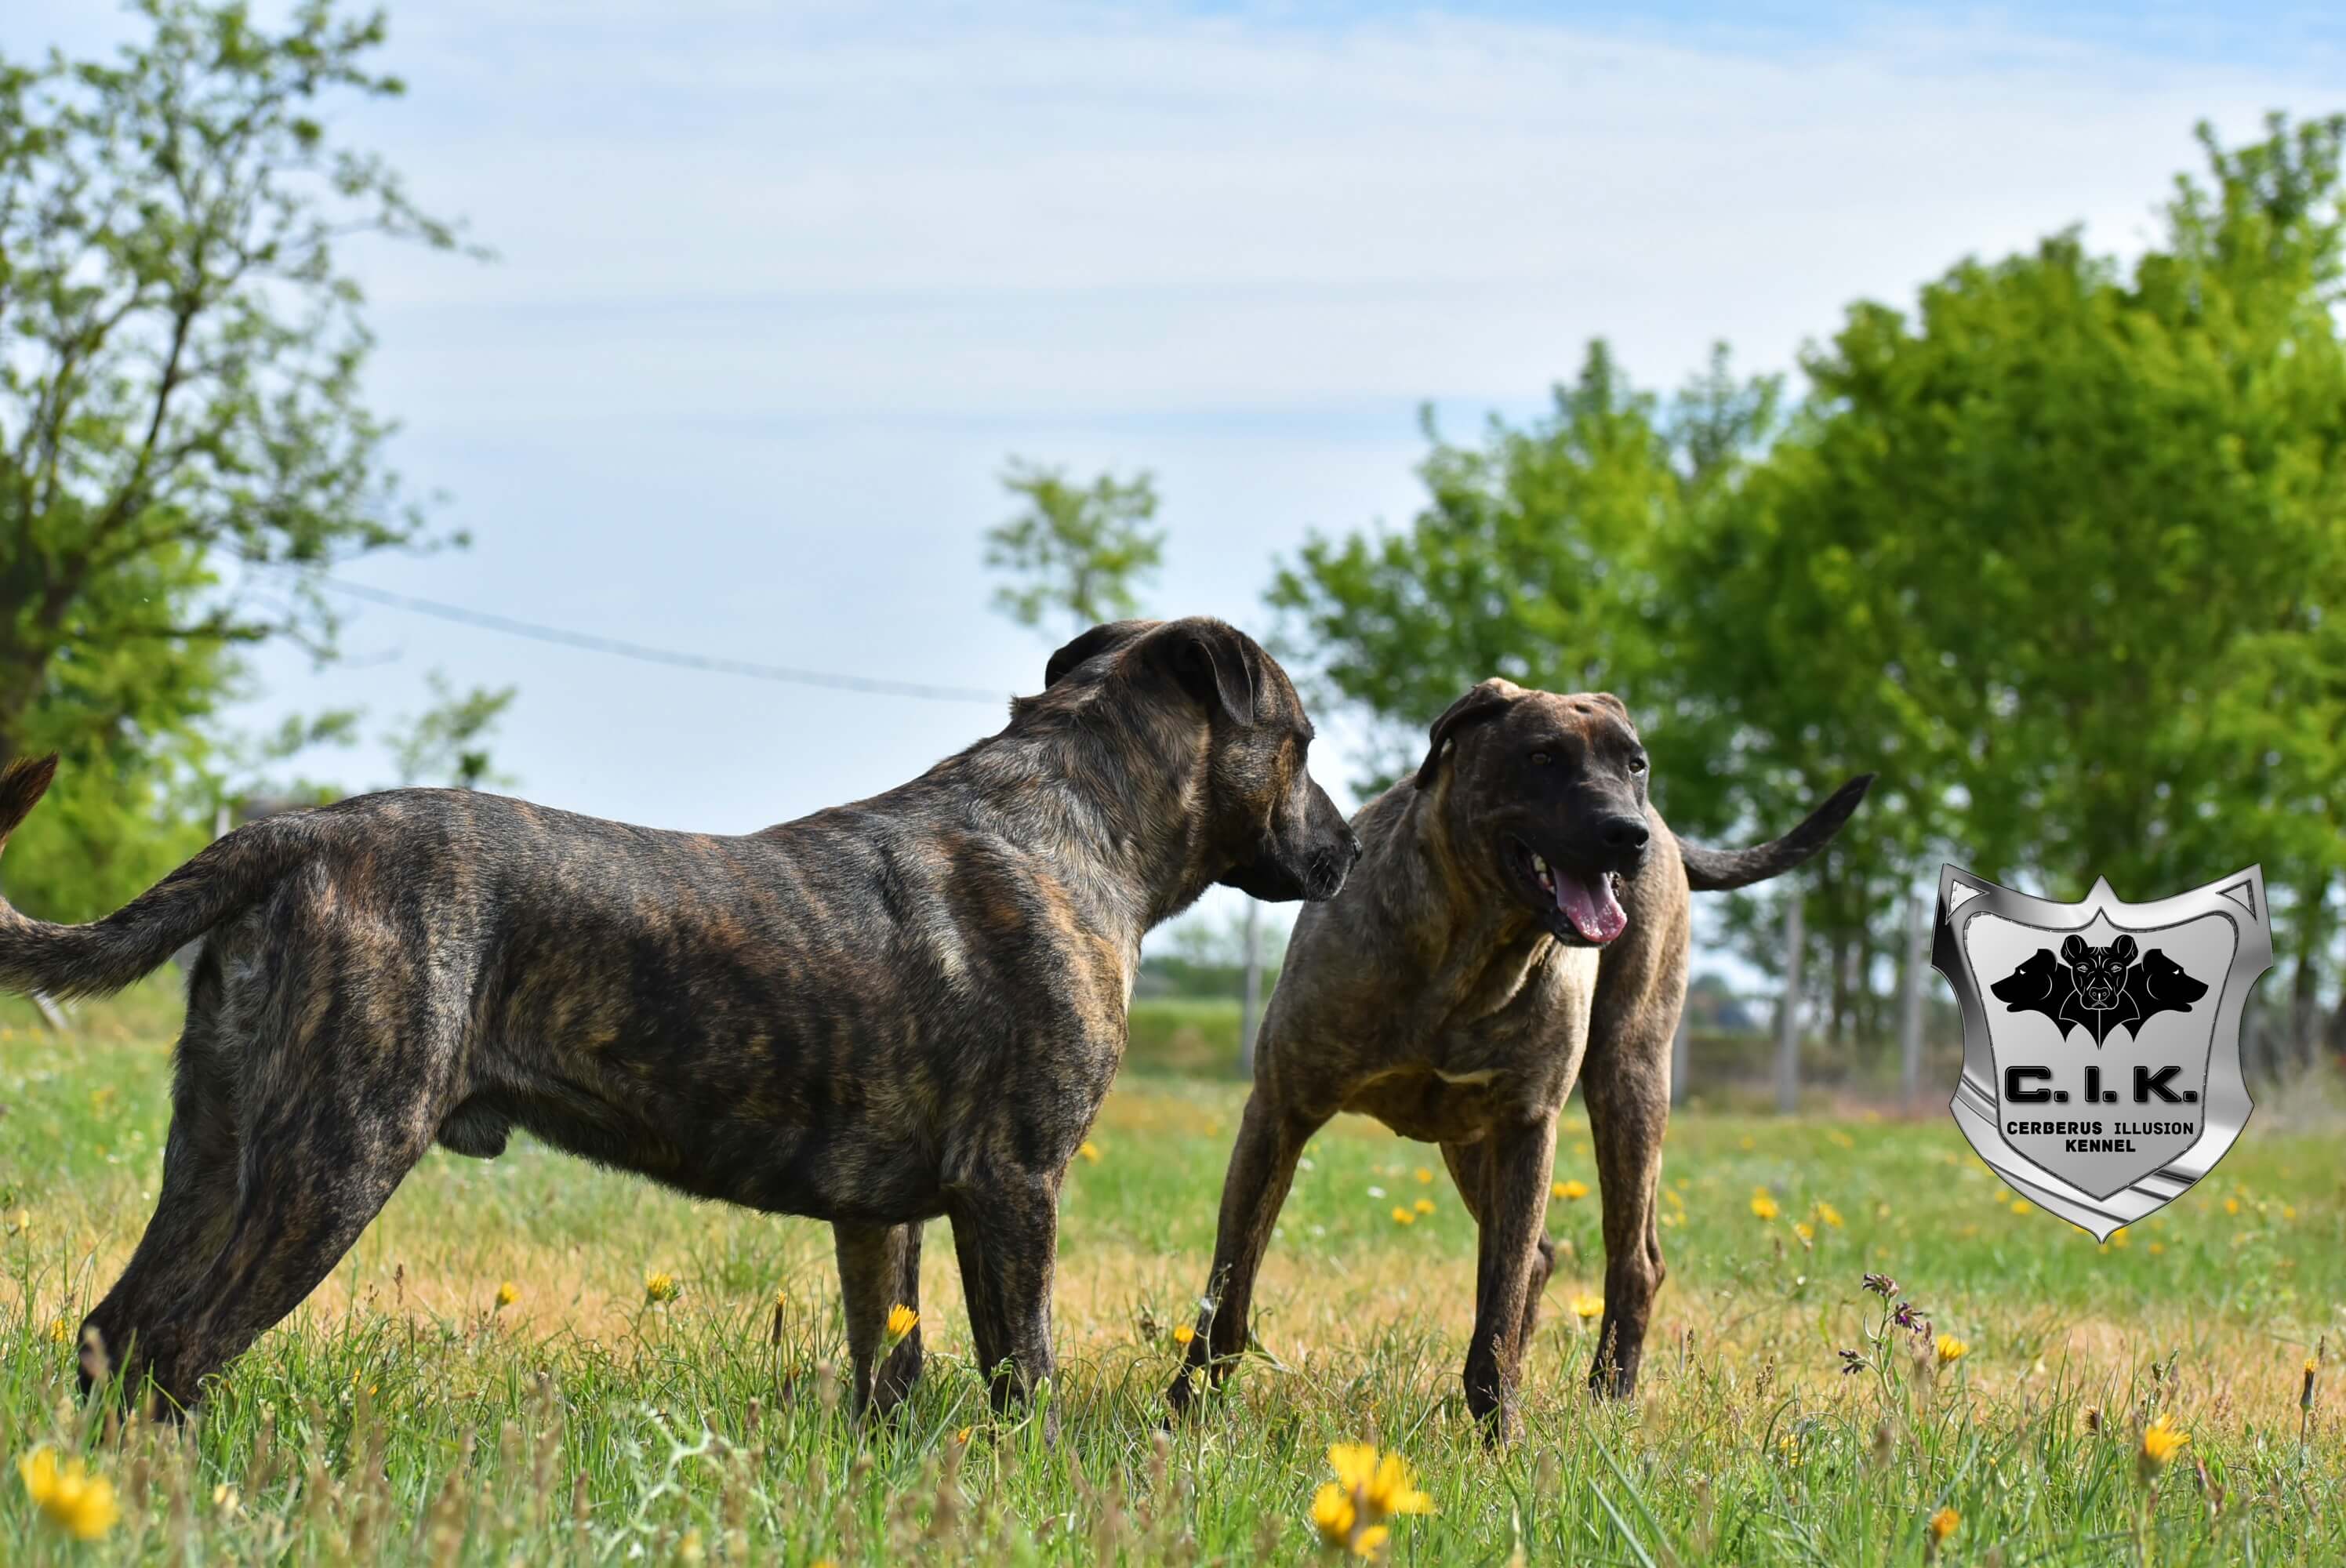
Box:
1629, 755, 1649, 774
1528, 751, 1551, 767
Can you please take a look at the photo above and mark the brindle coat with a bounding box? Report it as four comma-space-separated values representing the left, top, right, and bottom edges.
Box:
0, 616, 1359, 1417
1166, 678, 1869, 1439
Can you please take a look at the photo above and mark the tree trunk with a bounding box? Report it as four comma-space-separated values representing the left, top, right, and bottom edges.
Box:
1775, 895, 1803, 1116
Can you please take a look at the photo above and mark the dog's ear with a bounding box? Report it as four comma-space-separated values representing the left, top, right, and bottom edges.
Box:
1414, 679, 1520, 789
1589, 692, 1630, 720
1142, 618, 1261, 727
2108, 934, 2139, 965
2060, 935, 2090, 965
1045, 620, 1157, 688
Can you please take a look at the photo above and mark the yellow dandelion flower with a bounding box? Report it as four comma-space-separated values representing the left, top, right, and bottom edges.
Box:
1827, 1129, 1856, 1149
2138, 1413, 2188, 1478
1793, 1221, 1815, 1245
2224, 1197, 2241, 1216
643, 1271, 679, 1305
1571, 1294, 1603, 1323
18, 1446, 120, 1541
495, 1281, 519, 1309
885, 1304, 919, 1340
1312, 1483, 1357, 1550
2148, 1241, 2166, 1255
1738, 1135, 1756, 1150
1936, 1334, 1968, 1365
1928, 1505, 1959, 1542
1814, 1201, 1845, 1229
1078, 1140, 1102, 1164
212, 1482, 240, 1515
1553, 1178, 1589, 1202
1414, 1197, 1436, 1215
1345, 1446, 1433, 1517
45, 1317, 69, 1345
1750, 1190, 1780, 1221
2108, 1228, 2130, 1249
1173, 1324, 1195, 1346
2282, 1204, 2297, 1221
1414, 1167, 1434, 1185
2008, 1199, 2029, 1216
954, 1426, 973, 1444
1390, 1206, 1416, 1227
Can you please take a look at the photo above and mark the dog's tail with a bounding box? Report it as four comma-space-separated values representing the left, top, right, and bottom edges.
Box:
0, 753, 318, 1000
1680, 774, 1875, 892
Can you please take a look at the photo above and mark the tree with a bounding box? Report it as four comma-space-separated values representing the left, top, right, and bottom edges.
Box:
387, 671, 517, 792
1266, 339, 1770, 795
1266, 118, 2346, 1061
983, 459, 1164, 637
0, 0, 471, 918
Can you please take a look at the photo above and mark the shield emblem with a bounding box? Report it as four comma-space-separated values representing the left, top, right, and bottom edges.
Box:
1933, 865, 2272, 1240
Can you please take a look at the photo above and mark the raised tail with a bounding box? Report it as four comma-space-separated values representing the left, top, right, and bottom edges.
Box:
0, 754, 318, 1000
1679, 774, 1875, 892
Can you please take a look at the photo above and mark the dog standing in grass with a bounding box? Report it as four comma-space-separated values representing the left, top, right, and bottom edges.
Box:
0, 615, 1358, 1417
1166, 677, 1868, 1439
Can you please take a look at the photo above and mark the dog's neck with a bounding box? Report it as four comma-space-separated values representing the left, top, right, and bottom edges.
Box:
1387, 781, 1558, 1000
929, 710, 1228, 951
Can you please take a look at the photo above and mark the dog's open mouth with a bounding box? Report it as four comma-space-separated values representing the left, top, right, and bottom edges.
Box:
1509, 838, 1629, 946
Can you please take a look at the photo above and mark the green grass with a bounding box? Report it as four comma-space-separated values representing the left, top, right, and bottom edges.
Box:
4, 989, 2344, 1563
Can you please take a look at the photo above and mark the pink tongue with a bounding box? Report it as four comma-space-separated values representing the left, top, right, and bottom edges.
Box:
1555, 871, 1629, 944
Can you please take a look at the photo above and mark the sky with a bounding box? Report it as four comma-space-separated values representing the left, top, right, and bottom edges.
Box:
12, 0, 2343, 961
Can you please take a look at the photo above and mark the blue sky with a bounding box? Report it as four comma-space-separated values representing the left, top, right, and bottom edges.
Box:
10, 0, 2341, 958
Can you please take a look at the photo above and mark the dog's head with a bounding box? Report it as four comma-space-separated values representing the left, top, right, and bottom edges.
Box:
2060, 934, 2137, 1011
1411, 678, 1651, 946
2136, 948, 2208, 1009
1037, 618, 1358, 903
1991, 948, 2066, 1009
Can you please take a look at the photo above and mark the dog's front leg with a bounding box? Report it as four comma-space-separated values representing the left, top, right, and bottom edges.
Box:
1167, 1090, 1324, 1417
1582, 1042, 1669, 1400
946, 1172, 1062, 1432
1461, 1114, 1558, 1444
833, 1221, 923, 1419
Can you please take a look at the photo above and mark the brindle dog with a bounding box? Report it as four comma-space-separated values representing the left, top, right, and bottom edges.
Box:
1166, 677, 1869, 1438
0, 616, 1359, 1417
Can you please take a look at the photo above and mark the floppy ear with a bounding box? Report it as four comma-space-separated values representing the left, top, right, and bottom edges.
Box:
2060, 935, 2090, 965
1139, 619, 1260, 727
1414, 681, 1519, 789
1044, 620, 1155, 688
1589, 692, 1630, 719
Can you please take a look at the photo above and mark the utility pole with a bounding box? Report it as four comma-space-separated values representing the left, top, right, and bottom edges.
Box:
1774, 895, 1803, 1115
1669, 1007, 1690, 1109
1239, 902, 1263, 1078
1898, 891, 1928, 1110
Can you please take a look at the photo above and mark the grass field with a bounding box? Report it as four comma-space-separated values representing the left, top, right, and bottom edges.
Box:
4, 984, 2344, 1564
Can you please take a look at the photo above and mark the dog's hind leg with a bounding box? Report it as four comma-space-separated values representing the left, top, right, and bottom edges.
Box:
834, 1221, 924, 1418
1166, 1091, 1326, 1417
78, 957, 242, 1398
127, 953, 461, 1409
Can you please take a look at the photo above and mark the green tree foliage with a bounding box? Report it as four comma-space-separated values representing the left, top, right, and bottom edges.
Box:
0, 0, 469, 919
984, 459, 1164, 637
1272, 116, 2346, 1058
386, 671, 516, 792
1269, 340, 1777, 790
